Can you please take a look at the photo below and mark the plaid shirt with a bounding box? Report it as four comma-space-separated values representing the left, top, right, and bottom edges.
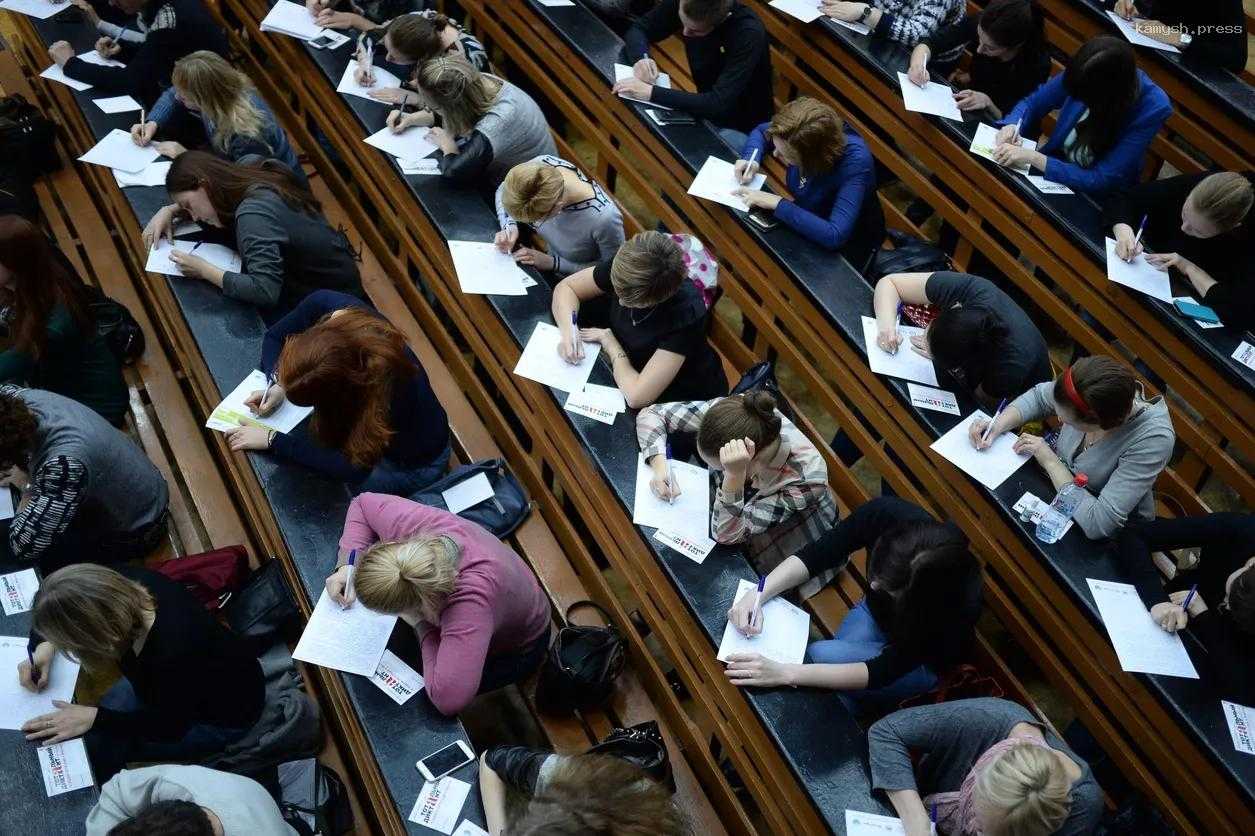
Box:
636, 400, 836, 571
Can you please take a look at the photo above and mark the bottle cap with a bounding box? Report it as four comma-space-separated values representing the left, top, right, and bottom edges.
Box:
1074, 473, 1089, 488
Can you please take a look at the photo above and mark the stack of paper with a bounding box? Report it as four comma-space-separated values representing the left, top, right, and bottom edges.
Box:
513, 322, 601, 393
1104, 237, 1172, 302
564, 383, 627, 424
687, 156, 766, 212
861, 316, 938, 386
716, 578, 811, 664
0, 0, 67, 19
93, 95, 143, 114
336, 61, 403, 101
897, 72, 962, 121
1, 568, 39, 616
364, 125, 439, 165
114, 160, 171, 189
205, 369, 313, 433
1087, 578, 1198, 677
632, 454, 711, 541
146, 239, 242, 277
260, 0, 326, 40
78, 129, 161, 174
0, 637, 82, 730
930, 410, 1030, 490
293, 590, 397, 676
612, 62, 673, 108
1106, 11, 1180, 53
769, 0, 822, 24
447, 240, 530, 295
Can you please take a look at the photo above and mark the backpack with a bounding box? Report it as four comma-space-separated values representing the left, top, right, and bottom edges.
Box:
82, 285, 146, 364
0, 94, 60, 176
277, 759, 355, 836
868, 229, 952, 281
408, 459, 532, 539
155, 545, 250, 611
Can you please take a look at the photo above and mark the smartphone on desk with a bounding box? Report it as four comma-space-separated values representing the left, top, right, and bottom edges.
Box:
747, 208, 779, 230
1173, 299, 1221, 324
646, 109, 696, 126
416, 740, 475, 782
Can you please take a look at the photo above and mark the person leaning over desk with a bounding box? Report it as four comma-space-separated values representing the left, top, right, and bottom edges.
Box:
969, 356, 1175, 540
821, 0, 963, 48
224, 290, 452, 496
733, 97, 886, 273
552, 231, 726, 409
1104, 170, 1253, 332
989, 36, 1172, 196
386, 57, 557, 187
724, 497, 982, 708
349, 10, 490, 107
325, 493, 551, 716
142, 152, 364, 318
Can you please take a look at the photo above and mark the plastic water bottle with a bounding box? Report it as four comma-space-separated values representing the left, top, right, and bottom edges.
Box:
1035, 474, 1089, 544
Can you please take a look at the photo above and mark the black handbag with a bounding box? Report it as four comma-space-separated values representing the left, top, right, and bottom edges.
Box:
586, 720, 674, 793
730, 360, 793, 420
83, 285, 146, 364
278, 759, 355, 836
408, 459, 531, 539
868, 229, 953, 281
0, 94, 59, 176
224, 560, 301, 649
535, 601, 626, 713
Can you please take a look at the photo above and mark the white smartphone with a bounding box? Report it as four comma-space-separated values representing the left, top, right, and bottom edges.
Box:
415, 740, 475, 782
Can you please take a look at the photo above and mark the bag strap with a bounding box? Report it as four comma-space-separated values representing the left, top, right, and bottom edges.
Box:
563, 599, 616, 628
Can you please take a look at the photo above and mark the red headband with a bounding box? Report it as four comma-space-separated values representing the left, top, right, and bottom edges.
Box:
1061, 366, 1093, 417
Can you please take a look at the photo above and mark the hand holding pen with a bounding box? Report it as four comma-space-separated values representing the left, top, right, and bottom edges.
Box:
734, 148, 760, 185
970, 399, 1008, 451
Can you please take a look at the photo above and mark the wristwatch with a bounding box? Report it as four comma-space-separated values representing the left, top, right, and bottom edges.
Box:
858, 4, 872, 23
1178, 32, 1192, 46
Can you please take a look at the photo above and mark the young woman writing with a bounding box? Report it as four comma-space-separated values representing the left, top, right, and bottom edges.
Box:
350, 10, 490, 107
326, 493, 551, 716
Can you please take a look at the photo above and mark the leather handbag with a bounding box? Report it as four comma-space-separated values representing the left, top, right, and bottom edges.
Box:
535, 601, 626, 714
586, 720, 674, 793
155, 545, 249, 611
408, 459, 532, 539
224, 560, 301, 643
730, 360, 793, 420
869, 229, 953, 281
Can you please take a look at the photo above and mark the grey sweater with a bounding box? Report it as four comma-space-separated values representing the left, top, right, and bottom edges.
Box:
477, 80, 558, 185
221, 188, 363, 313
869, 698, 1104, 836
1010, 381, 1174, 539
494, 156, 625, 277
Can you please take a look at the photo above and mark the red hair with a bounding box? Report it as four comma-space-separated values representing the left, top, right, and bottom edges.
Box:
276, 308, 417, 468
0, 215, 92, 360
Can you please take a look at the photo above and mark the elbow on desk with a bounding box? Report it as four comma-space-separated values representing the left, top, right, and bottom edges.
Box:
424, 681, 472, 717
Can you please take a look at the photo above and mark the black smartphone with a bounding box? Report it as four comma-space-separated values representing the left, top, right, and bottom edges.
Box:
646, 109, 696, 126
747, 208, 779, 230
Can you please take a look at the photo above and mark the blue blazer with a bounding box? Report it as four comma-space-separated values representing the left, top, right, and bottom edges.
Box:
999, 70, 1172, 195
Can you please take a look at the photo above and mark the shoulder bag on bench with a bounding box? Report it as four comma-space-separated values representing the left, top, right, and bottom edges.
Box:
535, 600, 626, 713
586, 720, 675, 792
408, 458, 531, 538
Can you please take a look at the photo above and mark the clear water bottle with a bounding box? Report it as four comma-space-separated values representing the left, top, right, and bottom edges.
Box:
1035, 474, 1089, 544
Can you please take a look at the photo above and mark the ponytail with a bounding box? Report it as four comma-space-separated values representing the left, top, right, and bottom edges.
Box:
697, 391, 783, 459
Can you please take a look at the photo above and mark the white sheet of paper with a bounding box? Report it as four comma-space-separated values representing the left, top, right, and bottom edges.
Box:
846, 809, 906, 835
206, 369, 313, 434
1021, 173, 1074, 195
907, 382, 960, 415
146, 239, 242, 277
0, 485, 13, 520
364, 125, 438, 163
92, 94, 143, 114
1232, 341, 1255, 372
969, 122, 1037, 173
512, 321, 601, 393
260, 0, 325, 40
717, 578, 810, 664
862, 316, 938, 386
336, 61, 403, 101
1012, 492, 1073, 538
452, 821, 489, 836
930, 410, 1030, 490
409, 776, 472, 833
400, 157, 440, 175
38, 738, 94, 797
78, 129, 161, 174
832, 18, 872, 35
1088, 578, 1198, 678
1, 569, 39, 616
39, 62, 92, 91
564, 392, 619, 424
613, 62, 672, 108
1221, 700, 1255, 755
1171, 296, 1223, 329
1105, 237, 1172, 302
292, 590, 396, 676
0, 637, 81, 730
632, 454, 711, 541
370, 649, 425, 705
1106, 11, 1180, 53
442, 472, 495, 514
577, 383, 626, 412
769, 0, 822, 23
0, 0, 66, 19
897, 72, 962, 121
447, 240, 529, 296
76, 50, 124, 68
535, 0, 576, 6
687, 156, 766, 212
114, 160, 171, 188
654, 528, 717, 564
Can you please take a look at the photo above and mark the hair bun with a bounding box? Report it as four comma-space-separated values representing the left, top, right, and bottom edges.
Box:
742, 389, 778, 418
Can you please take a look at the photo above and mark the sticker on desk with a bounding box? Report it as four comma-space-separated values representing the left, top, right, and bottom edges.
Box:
409, 776, 472, 834
1222, 700, 1255, 755
370, 650, 424, 706
564, 390, 619, 425
845, 809, 906, 835
1232, 341, 1255, 372
38, 738, 93, 797
907, 382, 960, 415
1011, 492, 1073, 538
654, 528, 717, 564
1, 569, 39, 616
452, 821, 489, 836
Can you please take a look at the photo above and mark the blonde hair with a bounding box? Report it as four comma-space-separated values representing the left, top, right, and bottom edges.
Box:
767, 97, 847, 175
172, 51, 267, 155
415, 57, 504, 137
32, 565, 155, 671
1188, 172, 1253, 231
354, 535, 461, 616
973, 742, 1072, 836
608, 231, 686, 308
501, 160, 565, 223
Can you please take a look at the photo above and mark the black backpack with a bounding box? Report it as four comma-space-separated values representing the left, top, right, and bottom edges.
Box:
82, 285, 146, 365
277, 759, 355, 836
535, 601, 627, 713
868, 228, 953, 281
0, 95, 57, 220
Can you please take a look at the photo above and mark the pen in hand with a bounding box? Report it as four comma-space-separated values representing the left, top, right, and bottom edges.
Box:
28, 647, 40, 688
341, 549, 357, 609
980, 398, 1008, 448
664, 441, 676, 505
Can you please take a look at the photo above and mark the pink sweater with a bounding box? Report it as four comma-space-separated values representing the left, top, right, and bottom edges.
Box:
339, 493, 550, 715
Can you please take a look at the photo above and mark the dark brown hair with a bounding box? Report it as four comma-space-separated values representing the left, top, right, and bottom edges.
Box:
107, 800, 214, 836
388, 12, 454, 64
1053, 355, 1137, 429
696, 391, 782, 460
680, 0, 732, 25
767, 97, 847, 176
0, 215, 93, 361
1226, 565, 1255, 637
276, 308, 417, 468
0, 388, 38, 469
979, 0, 1045, 55
166, 151, 320, 224
1062, 37, 1138, 163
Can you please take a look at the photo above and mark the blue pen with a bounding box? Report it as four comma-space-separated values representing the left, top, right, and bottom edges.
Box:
1130, 213, 1149, 260
342, 548, 357, 609
27, 647, 40, 687
750, 574, 765, 633
981, 398, 1008, 446
664, 441, 676, 505
930, 802, 938, 834
1181, 583, 1198, 612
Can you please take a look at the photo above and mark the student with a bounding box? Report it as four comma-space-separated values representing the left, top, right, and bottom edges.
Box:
970, 356, 1174, 540
1114, 0, 1248, 73
345, 10, 489, 86
70, 0, 146, 49
873, 271, 1053, 408
0, 386, 168, 572
46, 0, 229, 107
223, 290, 451, 495
1116, 514, 1255, 705
1104, 171, 1253, 332
86, 765, 295, 836
19, 564, 265, 783
495, 156, 626, 278
130, 51, 303, 180
733, 97, 885, 270
822, 0, 964, 48
479, 749, 689, 836
907, 0, 1051, 119
637, 391, 835, 573
142, 152, 364, 315
725, 497, 982, 706
326, 493, 551, 716
387, 58, 557, 187
869, 698, 1104, 835
991, 37, 1172, 196
552, 232, 726, 408
0, 216, 127, 426
618, 0, 773, 137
